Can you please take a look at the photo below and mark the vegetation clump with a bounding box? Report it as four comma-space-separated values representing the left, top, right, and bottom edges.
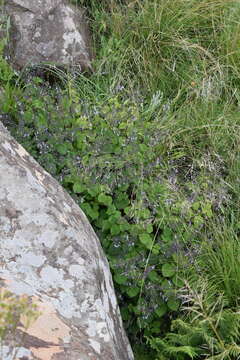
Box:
1, 0, 240, 358
0, 289, 39, 358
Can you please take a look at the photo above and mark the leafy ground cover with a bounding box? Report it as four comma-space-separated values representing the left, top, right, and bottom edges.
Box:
1, 0, 240, 358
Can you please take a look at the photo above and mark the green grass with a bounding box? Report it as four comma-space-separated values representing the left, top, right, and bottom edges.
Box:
85, 0, 240, 99
1, 0, 240, 358
197, 224, 240, 307
147, 223, 240, 359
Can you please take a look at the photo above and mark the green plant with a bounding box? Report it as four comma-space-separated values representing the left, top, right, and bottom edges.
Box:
0, 289, 40, 359
1, 84, 231, 351
147, 278, 240, 360
1, 0, 240, 358
195, 226, 240, 308
147, 226, 240, 360
88, 0, 240, 101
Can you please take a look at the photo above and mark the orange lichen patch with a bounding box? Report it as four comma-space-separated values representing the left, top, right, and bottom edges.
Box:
19, 297, 71, 360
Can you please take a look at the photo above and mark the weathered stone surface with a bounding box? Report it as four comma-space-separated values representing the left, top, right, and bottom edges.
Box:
3, 0, 93, 71
0, 121, 134, 360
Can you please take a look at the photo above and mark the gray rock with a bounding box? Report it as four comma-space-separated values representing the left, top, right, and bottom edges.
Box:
0, 121, 134, 360
0, 7, 8, 42
3, 0, 93, 71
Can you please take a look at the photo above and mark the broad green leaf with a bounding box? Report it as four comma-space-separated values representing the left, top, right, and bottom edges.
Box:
150, 321, 162, 334
172, 275, 184, 287
98, 193, 112, 206
193, 215, 204, 227
81, 202, 91, 214
162, 228, 172, 242
74, 115, 89, 129
111, 224, 121, 236
124, 206, 132, 216
161, 279, 172, 291
152, 244, 160, 255
126, 287, 139, 298
73, 182, 85, 194
139, 143, 148, 152
75, 134, 86, 150
115, 193, 129, 209
201, 201, 213, 218
88, 209, 99, 220
119, 122, 128, 130
81, 203, 99, 220
139, 233, 153, 250
120, 307, 130, 321
106, 204, 117, 215
167, 297, 180, 311
132, 306, 141, 315
162, 263, 176, 278
117, 184, 129, 192
146, 224, 153, 233
155, 303, 167, 317
114, 274, 128, 285
148, 270, 161, 283
102, 219, 111, 231
139, 208, 151, 219
55, 143, 68, 155
87, 185, 101, 197
192, 201, 200, 211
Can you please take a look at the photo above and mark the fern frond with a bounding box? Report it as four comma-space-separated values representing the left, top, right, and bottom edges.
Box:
164, 345, 198, 359
228, 343, 240, 357
146, 335, 199, 359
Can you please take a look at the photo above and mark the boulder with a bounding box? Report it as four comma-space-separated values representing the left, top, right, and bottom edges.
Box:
3, 0, 93, 72
0, 121, 134, 360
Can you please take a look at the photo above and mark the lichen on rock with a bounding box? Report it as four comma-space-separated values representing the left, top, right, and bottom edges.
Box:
0, 121, 133, 359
